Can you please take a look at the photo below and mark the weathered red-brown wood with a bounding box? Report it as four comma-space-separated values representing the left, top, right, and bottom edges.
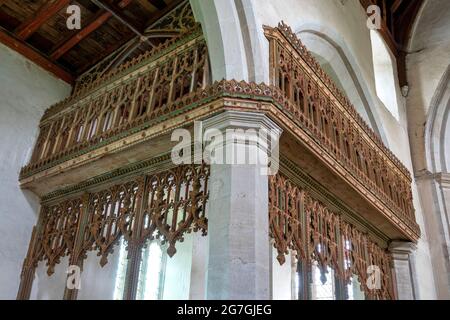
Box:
50, 0, 133, 60
15, 0, 70, 40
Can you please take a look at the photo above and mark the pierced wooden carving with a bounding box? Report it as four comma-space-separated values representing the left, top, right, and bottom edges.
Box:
269, 174, 306, 264
84, 180, 143, 267
73, 0, 197, 92
140, 164, 209, 257
264, 22, 418, 237
39, 199, 83, 275
20, 29, 209, 179
18, 164, 210, 299
269, 173, 395, 300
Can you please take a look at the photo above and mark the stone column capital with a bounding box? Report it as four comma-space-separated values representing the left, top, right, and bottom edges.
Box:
389, 241, 417, 260
200, 111, 282, 175
437, 172, 450, 189
202, 110, 282, 135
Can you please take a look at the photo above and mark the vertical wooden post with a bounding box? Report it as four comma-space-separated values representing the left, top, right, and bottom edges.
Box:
168, 57, 179, 103
17, 208, 45, 300
189, 48, 199, 92
122, 242, 142, 300
147, 67, 160, 114
122, 177, 147, 300
63, 193, 90, 300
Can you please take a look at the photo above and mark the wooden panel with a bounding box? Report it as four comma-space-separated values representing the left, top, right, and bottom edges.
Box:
50, 0, 133, 60
50, 10, 112, 60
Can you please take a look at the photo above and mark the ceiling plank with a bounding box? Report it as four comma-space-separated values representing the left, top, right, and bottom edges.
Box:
78, 0, 183, 75
50, 10, 112, 60
0, 27, 73, 83
136, 0, 158, 13
15, 0, 70, 40
148, 0, 167, 11
50, 0, 132, 60
0, 0, 8, 7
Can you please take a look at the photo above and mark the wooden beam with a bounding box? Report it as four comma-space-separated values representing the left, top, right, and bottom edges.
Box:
148, 0, 167, 10
50, 0, 132, 60
144, 0, 184, 30
136, 0, 158, 13
391, 0, 403, 13
15, 0, 70, 40
0, 27, 73, 84
0, 0, 9, 7
78, 0, 183, 75
50, 10, 111, 60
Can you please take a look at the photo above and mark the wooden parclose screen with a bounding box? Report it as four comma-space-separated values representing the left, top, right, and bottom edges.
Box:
17, 164, 210, 300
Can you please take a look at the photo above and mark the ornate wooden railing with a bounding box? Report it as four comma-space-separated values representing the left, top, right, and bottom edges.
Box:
20, 25, 209, 179
269, 173, 395, 300
264, 22, 418, 237
21, 21, 419, 241
17, 164, 210, 300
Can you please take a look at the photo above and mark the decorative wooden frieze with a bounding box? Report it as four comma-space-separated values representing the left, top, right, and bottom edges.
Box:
269, 173, 395, 300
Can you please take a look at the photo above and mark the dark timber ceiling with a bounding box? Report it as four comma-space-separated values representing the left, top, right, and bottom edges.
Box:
0, 1, 424, 87
360, 0, 425, 87
0, 0, 182, 83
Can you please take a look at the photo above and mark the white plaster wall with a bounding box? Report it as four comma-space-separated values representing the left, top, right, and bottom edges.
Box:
77, 250, 122, 300
271, 249, 294, 300
30, 256, 70, 300
407, 0, 450, 172
192, 0, 438, 299
406, 0, 450, 299
0, 43, 71, 299
162, 234, 194, 300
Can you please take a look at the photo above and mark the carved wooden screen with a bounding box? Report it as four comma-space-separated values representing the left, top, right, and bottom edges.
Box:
17, 164, 210, 300
269, 173, 395, 300
264, 22, 418, 238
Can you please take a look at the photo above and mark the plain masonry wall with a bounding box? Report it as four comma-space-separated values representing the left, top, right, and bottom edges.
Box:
0, 43, 71, 299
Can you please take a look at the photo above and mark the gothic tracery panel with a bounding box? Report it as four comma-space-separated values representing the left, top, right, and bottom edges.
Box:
18, 164, 210, 300
269, 172, 395, 300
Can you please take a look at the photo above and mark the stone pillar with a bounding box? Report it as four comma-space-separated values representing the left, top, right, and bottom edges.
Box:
202, 111, 281, 299
389, 241, 417, 300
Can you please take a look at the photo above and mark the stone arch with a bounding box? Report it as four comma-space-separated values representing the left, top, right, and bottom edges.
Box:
406, 0, 450, 299
295, 24, 388, 145
425, 66, 450, 173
